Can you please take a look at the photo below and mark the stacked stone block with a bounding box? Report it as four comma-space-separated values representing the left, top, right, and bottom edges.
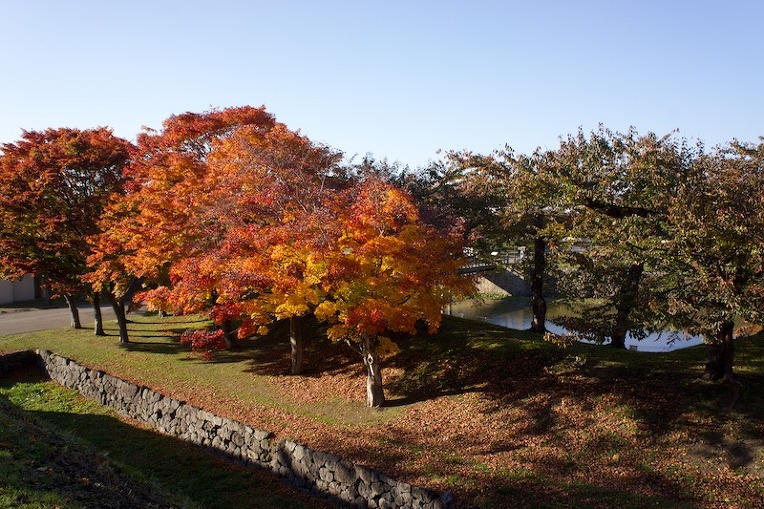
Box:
0, 351, 451, 509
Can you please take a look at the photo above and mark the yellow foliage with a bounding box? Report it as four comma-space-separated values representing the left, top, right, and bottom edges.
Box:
544, 331, 576, 348
326, 324, 351, 342
274, 292, 309, 318
314, 300, 338, 321
377, 336, 401, 357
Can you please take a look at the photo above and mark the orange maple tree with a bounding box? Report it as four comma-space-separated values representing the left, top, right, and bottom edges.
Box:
119, 106, 278, 283
315, 177, 473, 406
91, 106, 342, 356
197, 174, 472, 406
88, 107, 279, 343
169, 119, 343, 370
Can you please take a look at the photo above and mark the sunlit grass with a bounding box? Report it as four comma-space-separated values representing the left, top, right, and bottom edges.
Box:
0, 313, 402, 426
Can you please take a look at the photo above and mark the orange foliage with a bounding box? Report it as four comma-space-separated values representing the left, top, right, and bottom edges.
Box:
90, 105, 474, 370
316, 178, 474, 345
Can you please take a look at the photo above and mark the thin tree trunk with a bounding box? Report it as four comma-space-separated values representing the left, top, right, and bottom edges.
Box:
41, 276, 51, 307
221, 319, 235, 349
289, 315, 305, 375
108, 294, 130, 344
610, 262, 644, 349
704, 321, 735, 381
530, 236, 547, 332
64, 294, 82, 329
362, 333, 385, 407
92, 292, 105, 336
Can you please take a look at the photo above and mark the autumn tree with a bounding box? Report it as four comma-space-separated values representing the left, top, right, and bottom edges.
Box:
652, 139, 764, 379
169, 119, 343, 372
93, 106, 344, 359
140, 140, 471, 405
89, 106, 279, 343
115, 106, 278, 285
0, 127, 131, 331
84, 198, 142, 343
315, 178, 474, 407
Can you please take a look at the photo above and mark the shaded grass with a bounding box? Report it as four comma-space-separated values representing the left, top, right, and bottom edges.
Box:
0, 370, 333, 509
0, 371, 185, 509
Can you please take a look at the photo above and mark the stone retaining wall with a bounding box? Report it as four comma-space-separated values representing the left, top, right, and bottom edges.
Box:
0, 350, 451, 509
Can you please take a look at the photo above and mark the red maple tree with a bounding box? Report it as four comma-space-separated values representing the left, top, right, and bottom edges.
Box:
0, 127, 131, 331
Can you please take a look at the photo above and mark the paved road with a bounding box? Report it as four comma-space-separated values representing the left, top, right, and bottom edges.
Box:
0, 303, 116, 336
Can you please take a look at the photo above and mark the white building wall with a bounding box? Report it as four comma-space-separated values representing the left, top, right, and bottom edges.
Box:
0, 280, 12, 304
13, 275, 36, 302
0, 275, 36, 304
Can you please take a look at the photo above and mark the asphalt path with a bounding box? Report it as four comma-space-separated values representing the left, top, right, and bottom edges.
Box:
0, 303, 116, 336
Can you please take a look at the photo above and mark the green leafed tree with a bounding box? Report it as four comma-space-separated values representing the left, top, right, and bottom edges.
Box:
548, 127, 695, 348
652, 139, 764, 379
428, 147, 569, 333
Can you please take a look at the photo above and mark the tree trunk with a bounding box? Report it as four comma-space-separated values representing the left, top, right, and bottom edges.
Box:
92, 292, 105, 336
108, 294, 130, 344
704, 321, 735, 381
64, 294, 82, 329
41, 276, 52, 307
610, 262, 644, 349
221, 319, 235, 349
362, 333, 385, 407
289, 316, 305, 375
530, 236, 547, 332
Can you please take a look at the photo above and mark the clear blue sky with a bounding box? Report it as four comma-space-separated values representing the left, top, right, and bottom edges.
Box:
1, 0, 762, 168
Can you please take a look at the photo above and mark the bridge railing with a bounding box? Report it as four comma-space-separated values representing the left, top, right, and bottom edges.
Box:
460, 247, 526, 274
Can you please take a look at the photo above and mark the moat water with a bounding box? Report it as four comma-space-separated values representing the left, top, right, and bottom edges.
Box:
446, 298, 705, 352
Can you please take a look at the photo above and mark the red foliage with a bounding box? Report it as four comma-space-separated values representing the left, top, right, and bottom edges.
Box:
0, 127, 131, 296
179, 329, 227, 360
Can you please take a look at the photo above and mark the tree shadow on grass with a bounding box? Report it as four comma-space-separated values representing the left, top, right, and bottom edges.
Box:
368, 318, 764, 506
98, 322, 195, 356
381, 322, 563, 406
0, 374, 336, 509
118, 340, 188, 356
230, 319, 361, 377
86, 312, 763, 509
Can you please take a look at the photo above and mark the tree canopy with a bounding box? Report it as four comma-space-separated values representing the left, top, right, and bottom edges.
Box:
419, 126, 762, 381
2, 108, 762, 400
649, 139, 764, 379
86, 106, 472, 405
547, 127, 696, 348
0, 127, 131, 328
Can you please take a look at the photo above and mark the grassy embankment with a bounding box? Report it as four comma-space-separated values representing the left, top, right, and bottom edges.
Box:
1, 304, 763, 509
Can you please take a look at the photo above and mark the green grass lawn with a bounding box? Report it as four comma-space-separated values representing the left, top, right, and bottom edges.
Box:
1, 311, 763, 509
